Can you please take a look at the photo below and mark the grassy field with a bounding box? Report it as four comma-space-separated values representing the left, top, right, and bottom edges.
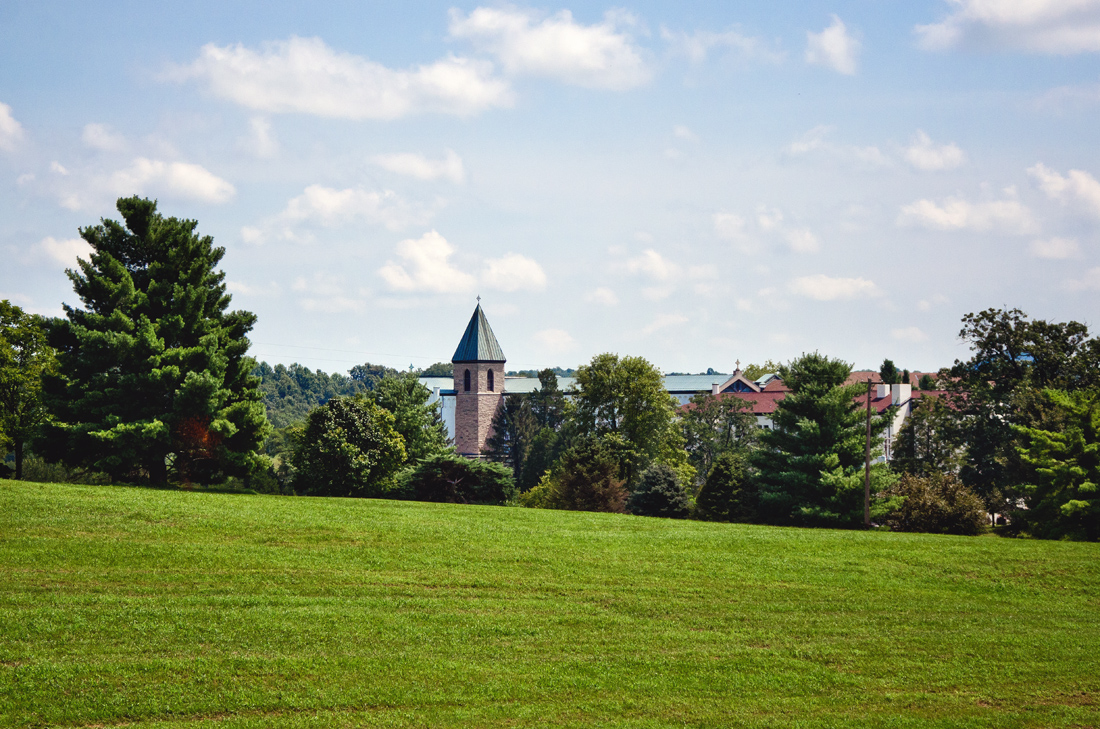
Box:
0, 480, 1097, 728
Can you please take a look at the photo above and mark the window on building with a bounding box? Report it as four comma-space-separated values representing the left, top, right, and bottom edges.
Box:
464, 369, 471, 392
487, 368, 494, 391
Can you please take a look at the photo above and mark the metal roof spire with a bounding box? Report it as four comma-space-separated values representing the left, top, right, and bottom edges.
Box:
451, 301, 506, 363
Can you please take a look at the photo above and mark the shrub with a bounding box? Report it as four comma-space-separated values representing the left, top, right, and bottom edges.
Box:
694, 452, 755, 522
628, 462, 690, 519
879, 473, 987, 536
402, 452, 516, 505
543, 436, 628, 513
291, 396, 406, 497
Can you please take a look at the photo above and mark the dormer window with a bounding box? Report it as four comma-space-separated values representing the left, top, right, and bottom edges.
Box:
464, 369, 471, 392
487, 369, 494, 391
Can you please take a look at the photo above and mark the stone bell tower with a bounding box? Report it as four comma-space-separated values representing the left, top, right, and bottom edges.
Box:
452, 302, 506, 457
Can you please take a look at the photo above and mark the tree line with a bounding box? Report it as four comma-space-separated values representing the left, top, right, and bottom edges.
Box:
1, 198, 1097, 540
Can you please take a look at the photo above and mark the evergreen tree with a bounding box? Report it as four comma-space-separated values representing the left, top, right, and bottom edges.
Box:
879, 359, 900, 385
751, 352, 891, 527
628, 462, 690, 519
542, 435, 628, 513
892, 395, 963, 477
484, 393, 537, 482
0, 301, 55, 479
401, 451, 516, 505
694, 451, 755, 523
40, 197, 269, 484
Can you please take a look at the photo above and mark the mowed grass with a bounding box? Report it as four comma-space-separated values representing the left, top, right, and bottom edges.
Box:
0, 480, 1097, 729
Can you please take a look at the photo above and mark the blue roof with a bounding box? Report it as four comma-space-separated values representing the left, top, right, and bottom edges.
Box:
452, 304, 506, 362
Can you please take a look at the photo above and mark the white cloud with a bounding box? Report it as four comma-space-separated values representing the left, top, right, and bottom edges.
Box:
785, 125, 889, 167
169, 36, 512, 120
788, 274, 882, 301
533, 328, 577, 352
0, 102, 24, 152
916, 0, 1100, 54
626, 249, 679, 281
81, 123, 126, 152
290, 272, 368, 312
642, 313, 689, 335
35, 236, 92, 266
371, 149, 464, 183
585, 287, 619, 305
713, 212, 747, 240
243, 117, 278, 158
1031, 236, 1081, 258
892, 326, 930, 342
673, 125, 697, 141
277, 184, 424, 231
917, 293, 949, 311
785, 228, 820, 253
897, 195, 1037, 234
1067, 266, 1100, 290
661, 26, 785, 64
449, 7, 649, 90
378, 230, 476, 294
905, 130, 965, 171
1028, 163, 1100, 216
50, 161, 69, 175
109, 157, 235, 204
226, 279, 281, 296
481, 253, 547, 292
805, 15, 860, 74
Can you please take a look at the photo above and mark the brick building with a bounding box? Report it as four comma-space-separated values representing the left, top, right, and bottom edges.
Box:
451, 303, 506, 457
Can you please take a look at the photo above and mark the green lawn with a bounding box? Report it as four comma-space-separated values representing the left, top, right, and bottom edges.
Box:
0, 480, 1097, 728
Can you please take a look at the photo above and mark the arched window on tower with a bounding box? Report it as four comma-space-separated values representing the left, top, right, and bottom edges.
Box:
487, 368, 494, 391
464, 369, 471, 392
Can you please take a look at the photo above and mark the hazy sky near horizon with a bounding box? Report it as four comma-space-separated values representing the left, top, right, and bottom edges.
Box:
2, 1, 1099, 375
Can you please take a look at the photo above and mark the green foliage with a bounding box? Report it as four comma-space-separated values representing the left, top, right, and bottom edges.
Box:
751, 352, 891, 528
694, 451, 756, 522
741, 360, 782, 381
419, 361, 454, 377
401, 451, 516, 505
879, 359, 900, 385
254, 361, 364, 428
918, 373, 937, 391
0, 301, 55, 479
291, 395, 405, 497
535, 435, 628, 513
348, 361, 402, 390
892, 395, 963, 477
627, 462, 690, 519
483, 393, 537, 482
946, 308, 1100, 514
39, 197, 269, 485
1016, 388, 1100, 541
371, 374, 448, 462
681, 392, 757, 481
572, 353, 692, 488
879, 472, 987, 536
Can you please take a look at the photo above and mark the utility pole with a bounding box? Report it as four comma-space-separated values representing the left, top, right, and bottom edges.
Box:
864, 378, 873, 528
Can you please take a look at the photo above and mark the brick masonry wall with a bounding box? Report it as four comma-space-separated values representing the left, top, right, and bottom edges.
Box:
453, 362, 505, 456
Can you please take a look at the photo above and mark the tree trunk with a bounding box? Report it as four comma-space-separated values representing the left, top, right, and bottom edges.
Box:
148, 453, 168, 486
14, 439, 24, 480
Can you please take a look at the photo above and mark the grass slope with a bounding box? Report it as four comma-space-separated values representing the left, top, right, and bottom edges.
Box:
0, 480, 1097, 728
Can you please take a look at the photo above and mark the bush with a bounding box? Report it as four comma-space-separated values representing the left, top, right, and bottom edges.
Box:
542, 436, 628, 513
628, 462, 690, 519
879, 473, 987, 536
291, 396, 406, 497
695, 452, 755, 522
401, 452, 516, 505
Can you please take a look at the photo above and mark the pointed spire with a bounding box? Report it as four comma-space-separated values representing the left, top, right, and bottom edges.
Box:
452, 303, 506, 362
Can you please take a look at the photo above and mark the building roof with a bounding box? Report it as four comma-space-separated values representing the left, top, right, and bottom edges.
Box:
451, 304, 506, 363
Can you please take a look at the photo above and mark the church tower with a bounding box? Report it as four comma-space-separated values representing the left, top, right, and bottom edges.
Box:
452, 303, 506, 457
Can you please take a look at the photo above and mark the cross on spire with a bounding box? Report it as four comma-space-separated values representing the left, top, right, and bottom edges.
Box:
735, 359, 741, 371
477, 295, 481, 304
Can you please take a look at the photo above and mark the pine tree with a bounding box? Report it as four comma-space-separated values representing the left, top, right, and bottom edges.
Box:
751, 353, 891, 527
40, 197, 269, 484
695, 451, 755, 522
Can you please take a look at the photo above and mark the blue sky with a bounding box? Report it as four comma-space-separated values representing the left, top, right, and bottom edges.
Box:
2, 1, 1099, 375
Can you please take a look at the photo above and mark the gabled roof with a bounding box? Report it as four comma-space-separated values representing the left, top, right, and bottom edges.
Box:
452, 304, 506, 363
717, 369, 761, 394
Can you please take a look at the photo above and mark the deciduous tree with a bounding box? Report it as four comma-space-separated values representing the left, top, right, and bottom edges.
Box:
0, 301, 55, 479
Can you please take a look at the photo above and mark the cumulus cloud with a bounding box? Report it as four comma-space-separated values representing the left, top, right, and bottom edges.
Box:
0, 102, 25, 152
168, 36, 512, 120
713, 212, 747, 240
785, 228, 820, 253
786, 125, 889, 167
1028, 162, 1100, 216
1031, 237, 1081, 259
905, 130, 965, 171
111, 158, 235, 204
585, 287, 619, 305
661, 26, 785, 64
891, 326, 930, 342
897, 195, 1037, 234
449, 7, 649, 89
35, 236, 93, 266
788, 274, 882, 301
242, 117, 278, 158
533, 328, 577, 352
916, 0, 1100, 54
805, 15, 860, 74
371, 149, 465, 183
81, 123, 126, 152
277, 184, 425, 231
626, 249, 679, 281
481, 253, 547, 292
378, 230, 477, 294
1068, 266, 1100, 290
